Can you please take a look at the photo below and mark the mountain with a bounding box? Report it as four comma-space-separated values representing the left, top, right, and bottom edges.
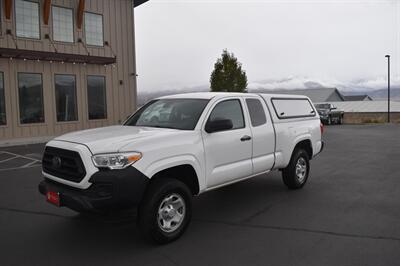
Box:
341, 88, 400, 100
137, 85, 208, 106
137, 77, 400, 105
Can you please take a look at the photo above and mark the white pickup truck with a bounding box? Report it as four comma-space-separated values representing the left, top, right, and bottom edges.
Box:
39, 92, 324, 243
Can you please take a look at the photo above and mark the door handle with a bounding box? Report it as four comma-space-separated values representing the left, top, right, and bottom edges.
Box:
240, 135, 252, 142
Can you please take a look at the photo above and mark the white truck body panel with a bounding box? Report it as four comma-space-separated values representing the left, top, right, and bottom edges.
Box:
42, 92, 323, 194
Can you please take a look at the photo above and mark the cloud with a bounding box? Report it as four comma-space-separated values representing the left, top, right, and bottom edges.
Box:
248, 76, 400, 92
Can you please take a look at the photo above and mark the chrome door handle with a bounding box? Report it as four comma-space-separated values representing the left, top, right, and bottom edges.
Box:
240, 135, 252, 142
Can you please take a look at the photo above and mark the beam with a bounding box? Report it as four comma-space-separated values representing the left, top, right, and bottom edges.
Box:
77, 0, 85, 29
0, 47, 116, 65
43, 0, 51, 25
4, 0, 12, 20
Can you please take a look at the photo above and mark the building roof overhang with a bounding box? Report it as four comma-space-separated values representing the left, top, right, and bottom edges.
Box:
0, 48, 116, 65
134, 0, 149, 7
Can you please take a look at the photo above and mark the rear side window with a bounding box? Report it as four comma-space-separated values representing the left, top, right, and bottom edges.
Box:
271, 98, 315, 119
208, 99, 244, 129
246, 98, 266, 127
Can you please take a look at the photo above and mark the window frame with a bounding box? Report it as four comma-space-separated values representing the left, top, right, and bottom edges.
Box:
0, 72, 6, 126
205, 98, 246, 132
17, 72, 45, 125
271, 97, 317, 120
245, 98, 267, 127
87, 75, 107, 121
14, 0, 41, 40
51, 5, 75, 43
54, 74, 79, 123
84, 11, 104, 47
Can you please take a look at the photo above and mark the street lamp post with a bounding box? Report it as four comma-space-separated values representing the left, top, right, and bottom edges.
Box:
385, 55, 391, 123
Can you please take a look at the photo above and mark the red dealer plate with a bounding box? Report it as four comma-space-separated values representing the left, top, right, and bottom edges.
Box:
46, 191, 60, 206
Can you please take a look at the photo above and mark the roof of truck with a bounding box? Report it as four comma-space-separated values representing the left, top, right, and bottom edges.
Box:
158, 92, 310, 100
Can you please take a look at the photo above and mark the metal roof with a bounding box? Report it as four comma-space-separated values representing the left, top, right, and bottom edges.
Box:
328, 101, 400, 113
261, 88, 345, 102
343, 95, 373, 101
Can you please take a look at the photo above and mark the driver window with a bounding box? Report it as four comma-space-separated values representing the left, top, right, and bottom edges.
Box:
208, 99, 245, 129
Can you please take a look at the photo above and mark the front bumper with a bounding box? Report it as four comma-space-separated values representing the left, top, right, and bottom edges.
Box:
39, 167, 149, 212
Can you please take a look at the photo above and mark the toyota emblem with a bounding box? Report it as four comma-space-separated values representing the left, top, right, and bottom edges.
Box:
52, 156, 62, 168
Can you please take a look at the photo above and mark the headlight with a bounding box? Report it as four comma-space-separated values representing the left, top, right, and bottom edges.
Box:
92, 152, 142, 170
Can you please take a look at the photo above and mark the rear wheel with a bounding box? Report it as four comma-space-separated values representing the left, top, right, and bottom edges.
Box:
282, 149, 310, 189
138, 178, 192, 244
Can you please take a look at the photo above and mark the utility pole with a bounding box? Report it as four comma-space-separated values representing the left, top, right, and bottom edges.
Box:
385, 55, 390, 123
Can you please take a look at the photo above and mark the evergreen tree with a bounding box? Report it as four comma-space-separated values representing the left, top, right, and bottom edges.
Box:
210, 49, 248, 92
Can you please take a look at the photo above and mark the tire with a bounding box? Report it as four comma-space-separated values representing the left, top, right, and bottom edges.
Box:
282, 149, 310, 189
138, 178, 192, 244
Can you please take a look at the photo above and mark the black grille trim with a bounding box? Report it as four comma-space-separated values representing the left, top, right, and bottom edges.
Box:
42, 146, 86, 183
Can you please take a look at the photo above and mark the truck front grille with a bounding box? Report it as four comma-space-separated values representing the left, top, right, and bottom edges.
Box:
42, 146, 86, 183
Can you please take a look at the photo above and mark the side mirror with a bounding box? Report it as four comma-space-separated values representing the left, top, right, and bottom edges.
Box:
205, 118, 233, 133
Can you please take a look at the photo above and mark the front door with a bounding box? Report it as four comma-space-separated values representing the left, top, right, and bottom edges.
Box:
202, 98, 253, 188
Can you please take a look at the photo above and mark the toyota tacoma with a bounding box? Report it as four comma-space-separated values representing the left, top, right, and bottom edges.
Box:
39, 92, 324, 243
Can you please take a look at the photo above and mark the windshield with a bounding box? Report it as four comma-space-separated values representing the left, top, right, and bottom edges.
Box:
314, 104, 330, 109
124, 99, 209, 130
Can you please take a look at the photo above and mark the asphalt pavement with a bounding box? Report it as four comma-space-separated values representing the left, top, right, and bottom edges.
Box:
0, 124, 400, 266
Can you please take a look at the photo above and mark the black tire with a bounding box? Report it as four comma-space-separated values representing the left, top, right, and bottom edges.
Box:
282, 149, 310, 189
138, 178, 192, 244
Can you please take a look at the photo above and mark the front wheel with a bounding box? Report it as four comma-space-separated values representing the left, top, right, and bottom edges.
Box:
282, 149, 310, 189
138, 178, 192, 244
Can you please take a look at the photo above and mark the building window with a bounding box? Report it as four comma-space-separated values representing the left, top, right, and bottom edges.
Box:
87, 76, 107, 120
84, 12, 103, 46
15, 0, 40, 39
0, 73, 6, 126
55, 75, 78, 122
52, 6, 74, 43
18, 73, 44, 124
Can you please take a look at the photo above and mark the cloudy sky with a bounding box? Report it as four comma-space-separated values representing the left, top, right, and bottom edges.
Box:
135, 0, 399, 92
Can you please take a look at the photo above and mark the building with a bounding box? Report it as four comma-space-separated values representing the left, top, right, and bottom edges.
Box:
0, 0, 148, 145
343, 95, 373, 101
330, 101, 400, 123
262, 88, 345, 103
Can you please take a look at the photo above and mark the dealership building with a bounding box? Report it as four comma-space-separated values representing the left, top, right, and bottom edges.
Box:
0, 0, 148, 145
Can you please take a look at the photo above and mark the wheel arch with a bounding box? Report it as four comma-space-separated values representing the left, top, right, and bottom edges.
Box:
150, 164, 200, 195
292, 139, 313, 160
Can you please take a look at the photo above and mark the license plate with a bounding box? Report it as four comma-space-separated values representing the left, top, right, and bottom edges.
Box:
46, 191, 60, 206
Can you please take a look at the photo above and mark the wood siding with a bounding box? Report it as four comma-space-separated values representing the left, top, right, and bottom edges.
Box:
0, 0, 137, 142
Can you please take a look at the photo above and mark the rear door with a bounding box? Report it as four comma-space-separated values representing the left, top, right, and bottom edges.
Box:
202, 98, 253, 188
244, 97, 276, 174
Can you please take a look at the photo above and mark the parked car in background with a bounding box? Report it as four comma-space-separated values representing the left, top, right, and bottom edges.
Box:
314, 103, 344, 125
39, 92, 324, 244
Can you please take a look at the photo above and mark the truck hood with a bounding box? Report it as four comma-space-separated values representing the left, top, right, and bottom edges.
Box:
54, 125, 181, 154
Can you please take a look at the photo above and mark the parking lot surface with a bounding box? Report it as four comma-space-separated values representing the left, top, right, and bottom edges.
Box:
1, 125, 400, 266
